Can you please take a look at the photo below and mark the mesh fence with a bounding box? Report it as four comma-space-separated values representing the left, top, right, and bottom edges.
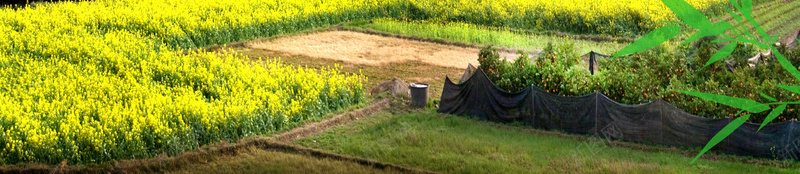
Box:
439, 67, 800, 160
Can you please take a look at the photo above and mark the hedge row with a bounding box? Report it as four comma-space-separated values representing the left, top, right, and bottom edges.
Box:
478, 38, 800, 122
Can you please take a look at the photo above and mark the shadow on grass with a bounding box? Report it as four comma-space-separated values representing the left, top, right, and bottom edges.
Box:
294, 101, 800, 173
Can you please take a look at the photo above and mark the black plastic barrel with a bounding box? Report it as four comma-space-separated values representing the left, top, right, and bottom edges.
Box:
409, 83, 429, 107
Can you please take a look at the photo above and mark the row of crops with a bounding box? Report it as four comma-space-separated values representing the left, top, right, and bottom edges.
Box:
721, 0, 800, 43
0, 0, 770, 165
359, 18, 626, 54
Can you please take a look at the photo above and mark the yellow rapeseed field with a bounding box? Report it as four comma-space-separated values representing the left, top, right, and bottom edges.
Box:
0, 0, 727, 164
402, 0, 728, 35
0, 0, 375, 164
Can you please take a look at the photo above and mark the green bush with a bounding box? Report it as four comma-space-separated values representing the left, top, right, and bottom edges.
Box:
477, 39, 800, 122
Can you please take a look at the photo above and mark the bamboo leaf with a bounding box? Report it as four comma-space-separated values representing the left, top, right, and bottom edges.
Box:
613, 25, 680, 58
729, 0, 747, 16
661, 0, 711, 29
674, 89, 770, 113
703, 43, 736, 68
661, 21, 684, 24
682, 22, 731, 45
740, 0, 753, 16
758, 104, 786, 132
728, 0, 741, 10
733, 0, 769, 44
691, 114, 750, 164
758, 92, 776, 102
723, 5, 742, 22
777, 85, 800, 94
772, 46, 800, 82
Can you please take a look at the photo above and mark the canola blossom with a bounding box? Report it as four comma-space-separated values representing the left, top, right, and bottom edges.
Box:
0, 0, 370, 164
0, 0, 728, 164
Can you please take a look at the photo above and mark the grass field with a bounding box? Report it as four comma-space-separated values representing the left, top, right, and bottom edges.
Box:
347, 18, 626, 55
294, 108, 800, 173
166, 147, 402, 174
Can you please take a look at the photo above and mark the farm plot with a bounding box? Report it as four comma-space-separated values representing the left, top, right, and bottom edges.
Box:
718, 0, 800, 44
347, 18, 626, 55
238, 30, 495, 100
294, 109, 800, 173
237, 29, 608, 100
245, 31, 482, 69
0, 0, 376, 165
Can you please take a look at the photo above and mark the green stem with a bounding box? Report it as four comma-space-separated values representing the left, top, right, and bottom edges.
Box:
730, 22, 756, 41
744, 15, 771, 47
723, 5, 756, 40
733, 100, 800, 117
772, 46, 800, 81
770, 35, 779, 45
712, 38, 765, 47
722, 34, 733, 40
729, 27, 749, 40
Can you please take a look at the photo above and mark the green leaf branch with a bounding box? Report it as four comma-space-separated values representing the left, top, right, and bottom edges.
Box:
614, 0, 800, 163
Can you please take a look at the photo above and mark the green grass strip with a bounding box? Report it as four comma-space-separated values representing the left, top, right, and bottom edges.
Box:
355, 18, 625, 55
295, 110, 800, 173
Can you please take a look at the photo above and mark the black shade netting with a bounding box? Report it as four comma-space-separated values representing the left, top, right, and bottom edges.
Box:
439, 67, 800, 160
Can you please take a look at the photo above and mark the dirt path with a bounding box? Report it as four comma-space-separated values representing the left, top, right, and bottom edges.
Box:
780, 28, 800, 47
245, 30, 531, 68
24, 99, 435, 174
272, 99, 390, 143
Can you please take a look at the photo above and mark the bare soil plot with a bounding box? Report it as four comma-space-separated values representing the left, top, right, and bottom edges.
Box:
239, 30, 526, 99
237, 47, 459, 100
245, 30, 526, 69
245, 31, 477, 69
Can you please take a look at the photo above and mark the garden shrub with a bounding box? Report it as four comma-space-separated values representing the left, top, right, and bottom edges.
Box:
477, 39, 800, 122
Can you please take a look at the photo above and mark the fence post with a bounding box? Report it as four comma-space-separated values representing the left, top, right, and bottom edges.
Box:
589, 51, 595, 75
